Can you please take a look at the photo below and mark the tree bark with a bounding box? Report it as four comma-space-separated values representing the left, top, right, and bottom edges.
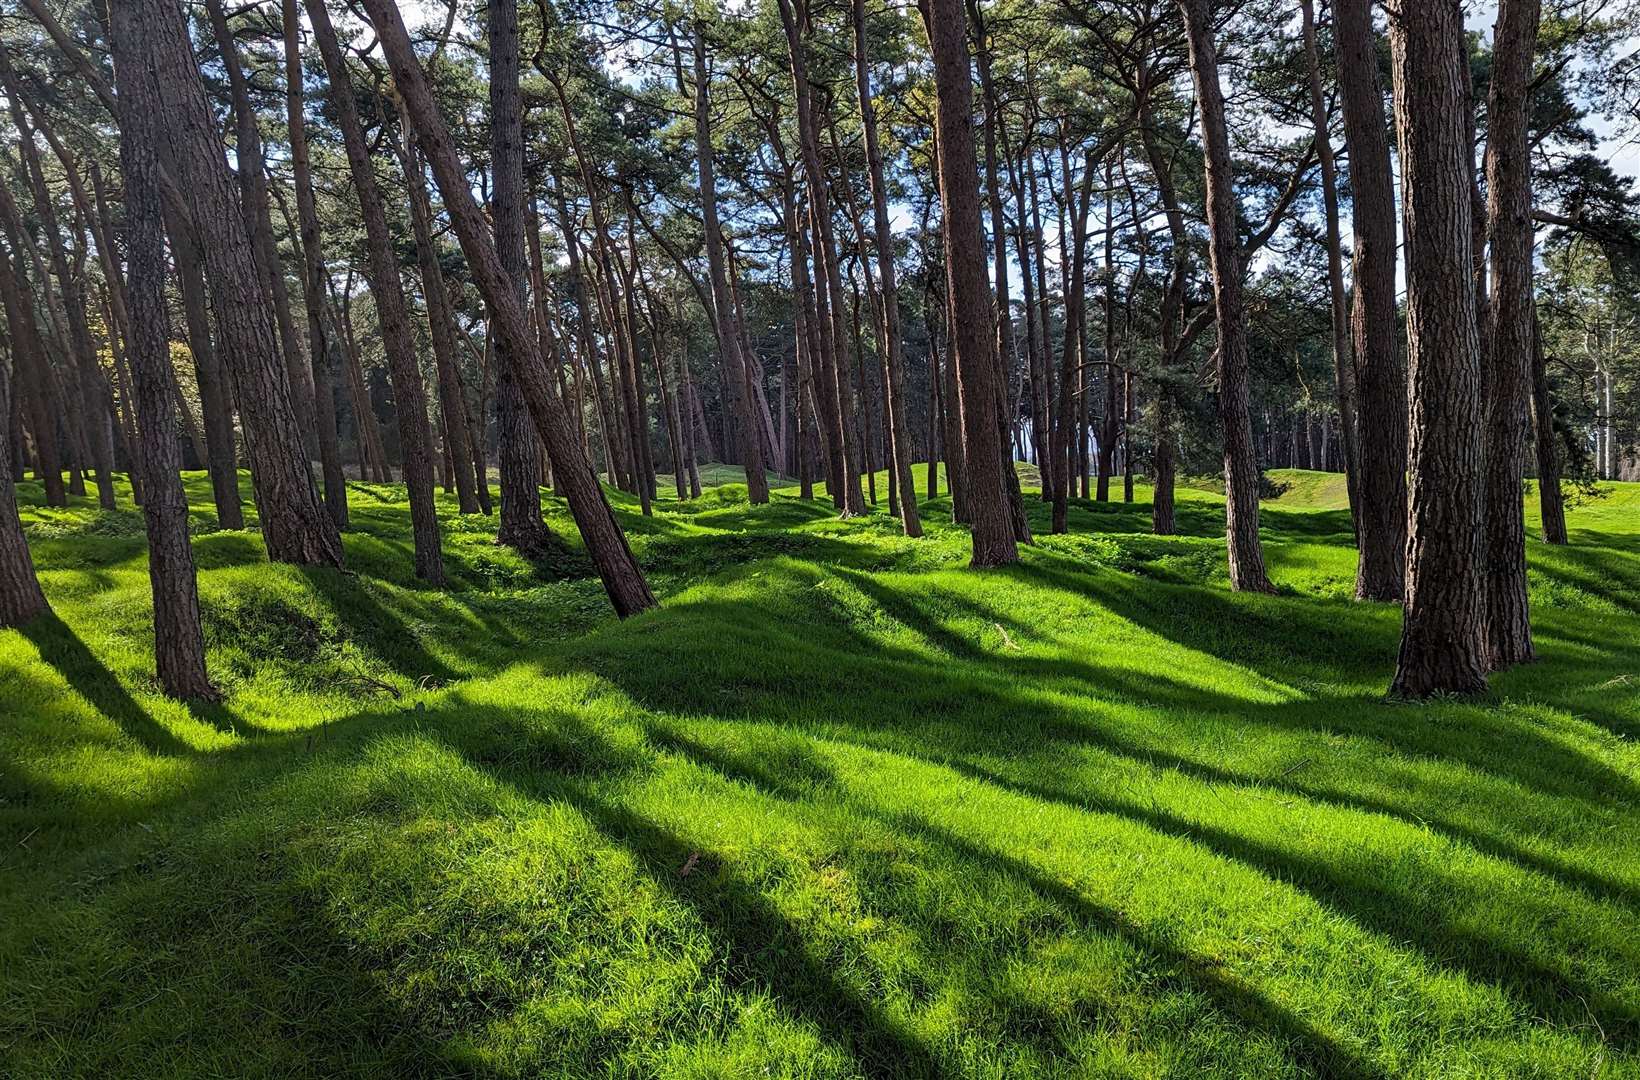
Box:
923, 0, 1016, 566
306, 0, 443, 584
0, 318, 47, 624
144, 0, 341, 568
361, 0, 655, 617
850, 4, 922, 535
1387, 0, 1489, 698
490, 0, 552, 550
0, 49, 116, 510
1529, 315, 1568, 544
0, 186, 65, 508
1178, 0, 1275, 593
1336, 0, 1409, 601
1299, 0, 1362, 537
110, 1, 215, 698
1482, 0, 1540, 669
282, 0, 348, 530
397, 127, 481, 515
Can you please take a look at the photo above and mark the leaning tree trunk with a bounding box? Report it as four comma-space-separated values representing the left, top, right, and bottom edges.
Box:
0, 240, 49, 626
282, 0, 348, 530
1482, 0, 1540, 669
361, 0, 655, 618
109, 2, 215, 699
1336, 0, 1408, 601
923, 0, 1016, 567
489, 0, 552, 550
1387, 0, 1489, 698
1529, 314, 1568, 544
143, 0, 341, 568
1177, 0, 1274, 592
307, 0, 443, 585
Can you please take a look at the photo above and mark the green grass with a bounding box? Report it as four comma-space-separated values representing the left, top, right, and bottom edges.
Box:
3, 466, 1639, 1078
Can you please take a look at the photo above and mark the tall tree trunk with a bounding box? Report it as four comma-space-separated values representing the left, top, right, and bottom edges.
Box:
1530, 315, 1568, 544
1482, 0, 1540, 669
1299, 0, 1362, 536
144, 0, 341, 567
923, 0, 1016, 566
398, 127, 481, 515
852, 0, 920, 535
362, 0, 655, 617
0, 188, 65, 509
490, 0, 551, 550
307, 0, 443, 584
1336, 0, 1409, 601
1178, 0, 1274, 593
109, 2, 214, 698
689, 22, 768, 504
1387, 0, 1489, 698
0, 322, 47, 624
282, 0, 348, 529
0, 50, 115, 510
205, 0, 318, 461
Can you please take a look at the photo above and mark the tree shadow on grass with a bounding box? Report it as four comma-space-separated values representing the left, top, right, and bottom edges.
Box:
299, 568, 461, 684
19, 615, 190, 756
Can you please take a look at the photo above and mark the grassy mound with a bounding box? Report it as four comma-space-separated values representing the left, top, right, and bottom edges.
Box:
3, 469, 1638, 1078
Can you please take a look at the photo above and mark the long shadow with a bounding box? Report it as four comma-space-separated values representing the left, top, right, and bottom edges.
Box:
300, 568, 460, 684
897, 813, 1389, 1080
617, 716, 1387, 1078
931, 754, 1640, 1049
19, 615, 191, 756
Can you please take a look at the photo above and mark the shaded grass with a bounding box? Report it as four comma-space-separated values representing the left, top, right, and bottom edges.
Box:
2, 468, 1638, 1078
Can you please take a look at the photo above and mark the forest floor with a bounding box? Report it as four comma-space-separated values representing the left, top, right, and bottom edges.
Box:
3, 466, 1639, 1079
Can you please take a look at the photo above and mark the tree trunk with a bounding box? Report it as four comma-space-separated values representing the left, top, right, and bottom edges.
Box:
1387, 0, 1490, 698
923, 0, 1016, 566
281, 0, 348, 530
1529, 315, 1568, 544
690, 22, 769, 504
109, 1, 215, 698
0, 50, 116, 510
1482, 0, 1540, 669
489, 0, 551, 550
145, 0, 341, 568
398, 128, 481, 515
852, 0, 921, 535
0, 316, 47, 624
362, 0, 655, 617
1178, 0, 1274, 593
307, 0, 443, 584
0, 188, 65, 509
1299, 0, 1362, 536
1336, 0, 1409, 601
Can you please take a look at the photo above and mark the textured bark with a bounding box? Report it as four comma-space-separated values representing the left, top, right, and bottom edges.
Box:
1299, 0, 1362, 536
398, 130, 480, 515
490, 0, 552, 550
169, 223, 244, 529
282, 0, 348, 529
1482, 0, 1540, 669
0, 188, 64, 508
1178, 0, 1274, 593
555, 185, 619, 485
1336, 0, 1409, 601
690, 23, 768, 504
307, 0, 443, 584
1388, 0, 1489, 698
144, 0, 341, 567
0, 51, 115, 510
205, 0, 317, 459
848, 9, 922, 533
924, 0, 1016, 566
775, 0, 864, 514
0, 270, 49, 627
109, 1, 215, 698
362, 0, 654, 617
1529, 316, 1568, 544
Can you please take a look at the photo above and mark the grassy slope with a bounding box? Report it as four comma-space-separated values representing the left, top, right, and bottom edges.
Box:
3, 468, 1638, 1079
